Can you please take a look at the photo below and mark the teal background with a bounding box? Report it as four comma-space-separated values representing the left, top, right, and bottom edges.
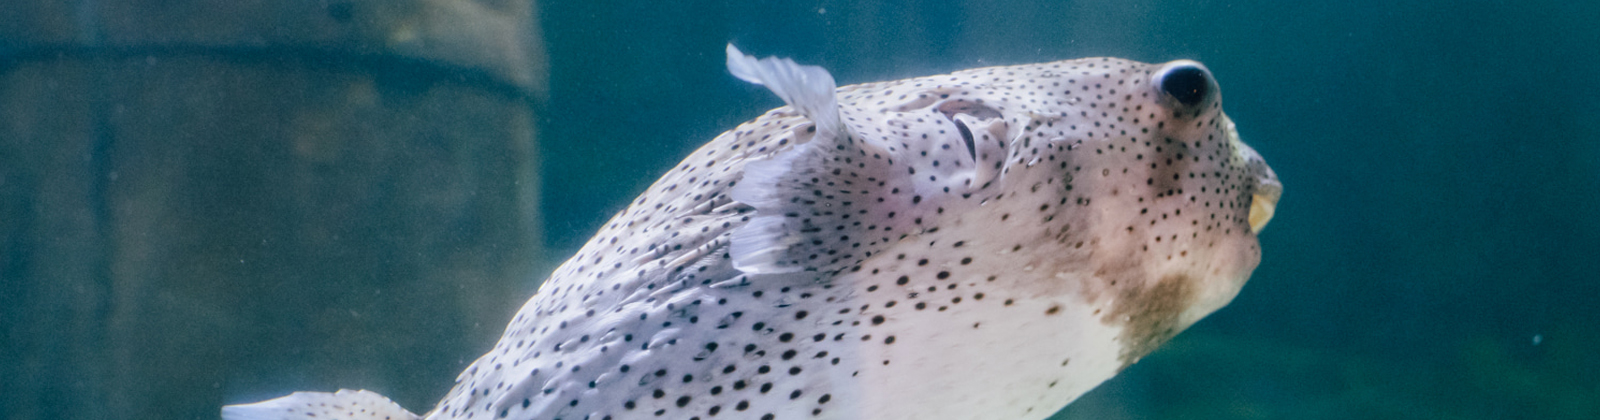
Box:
2, 1, 1595, 419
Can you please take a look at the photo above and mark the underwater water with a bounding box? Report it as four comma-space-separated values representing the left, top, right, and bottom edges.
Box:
2, 1, 1595, 419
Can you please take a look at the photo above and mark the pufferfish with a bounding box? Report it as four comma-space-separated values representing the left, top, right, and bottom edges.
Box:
224, 44, 1281, 420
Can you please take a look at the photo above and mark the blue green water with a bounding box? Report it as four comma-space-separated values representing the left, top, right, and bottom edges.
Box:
3, 1, 1594, 419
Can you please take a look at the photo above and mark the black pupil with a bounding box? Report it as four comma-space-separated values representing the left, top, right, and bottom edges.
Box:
1161, 66, 1209, 106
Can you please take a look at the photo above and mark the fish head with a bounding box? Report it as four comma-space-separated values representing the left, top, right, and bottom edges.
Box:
1007, 58, 1281, 360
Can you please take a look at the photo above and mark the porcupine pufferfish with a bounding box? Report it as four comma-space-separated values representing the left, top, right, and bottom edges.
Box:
224, 44, 1281, 420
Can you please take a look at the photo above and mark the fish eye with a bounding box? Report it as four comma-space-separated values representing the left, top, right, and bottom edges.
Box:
1158, 63, 1211, 107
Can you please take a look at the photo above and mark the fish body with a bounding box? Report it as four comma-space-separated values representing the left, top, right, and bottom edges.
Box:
225, 45, 1280, 420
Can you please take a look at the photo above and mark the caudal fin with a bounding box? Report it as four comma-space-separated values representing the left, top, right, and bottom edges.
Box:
222, 389, 420, 420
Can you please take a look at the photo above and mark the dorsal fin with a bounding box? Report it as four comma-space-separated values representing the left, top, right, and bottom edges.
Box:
725, 44, 843, 141
726, 45, 973, 275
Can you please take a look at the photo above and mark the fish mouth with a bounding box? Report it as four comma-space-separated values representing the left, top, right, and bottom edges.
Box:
1249, 178, 1281, 234
1223, 114, 1281, 234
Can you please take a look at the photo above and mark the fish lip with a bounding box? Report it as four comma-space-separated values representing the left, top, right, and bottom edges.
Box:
1226, 117, 1282, 233
1249, 179, 1282, 234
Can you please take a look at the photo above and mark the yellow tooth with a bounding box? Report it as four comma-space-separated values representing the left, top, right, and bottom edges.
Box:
1248, 192, 1277, 233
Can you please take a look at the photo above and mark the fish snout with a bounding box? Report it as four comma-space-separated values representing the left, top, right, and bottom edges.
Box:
1225, 118, 1280, 234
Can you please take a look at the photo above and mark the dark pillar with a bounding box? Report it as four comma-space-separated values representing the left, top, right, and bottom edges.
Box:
0, 2, 546, 419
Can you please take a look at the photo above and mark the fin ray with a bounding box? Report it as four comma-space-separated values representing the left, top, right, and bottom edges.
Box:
725, 44, 842, 140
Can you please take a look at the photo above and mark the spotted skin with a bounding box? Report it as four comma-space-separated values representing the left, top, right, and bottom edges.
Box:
223, 47, 1280, 420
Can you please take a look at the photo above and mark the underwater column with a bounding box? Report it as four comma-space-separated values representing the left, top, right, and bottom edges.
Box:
0, 1, 547, 419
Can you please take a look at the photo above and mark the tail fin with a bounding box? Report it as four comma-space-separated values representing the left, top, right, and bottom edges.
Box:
222, 389, 420, 420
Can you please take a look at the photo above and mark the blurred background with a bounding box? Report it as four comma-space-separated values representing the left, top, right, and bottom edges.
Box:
3, 1, 1596, 419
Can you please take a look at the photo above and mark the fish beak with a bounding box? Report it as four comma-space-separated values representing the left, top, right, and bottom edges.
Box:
1249, 179, 1281, 234
1223, 115, 1281, 234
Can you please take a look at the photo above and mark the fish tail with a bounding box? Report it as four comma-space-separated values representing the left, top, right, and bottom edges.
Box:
222, 389, 420, 420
